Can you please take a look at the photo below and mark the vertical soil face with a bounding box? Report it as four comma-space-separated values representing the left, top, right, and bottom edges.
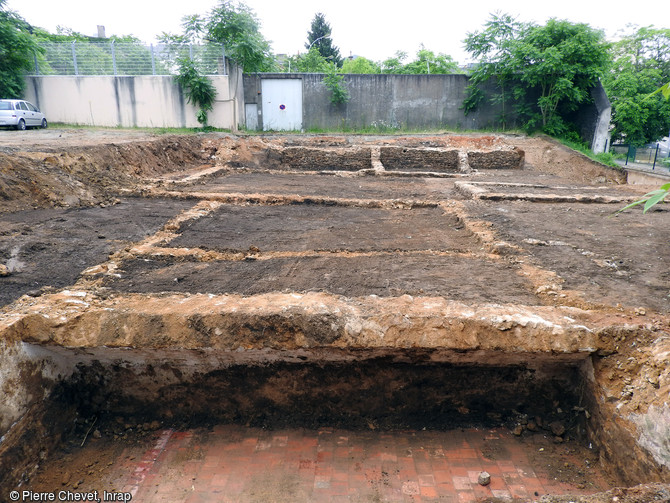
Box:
0, 380, 79, 491
64, 357, 585, 432
0, 135, 213, 213
467, 150, 524, 169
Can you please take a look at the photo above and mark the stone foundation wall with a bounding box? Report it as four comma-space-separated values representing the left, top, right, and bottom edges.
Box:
467, 149, 524, 170
280, 147, 372, 171
380, 147, 460, 171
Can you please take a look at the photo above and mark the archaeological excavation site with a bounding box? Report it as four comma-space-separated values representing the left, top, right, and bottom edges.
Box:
0, 129, 669, 502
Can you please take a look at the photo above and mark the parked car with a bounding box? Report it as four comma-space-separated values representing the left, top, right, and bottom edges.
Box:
0, 99, 48, 130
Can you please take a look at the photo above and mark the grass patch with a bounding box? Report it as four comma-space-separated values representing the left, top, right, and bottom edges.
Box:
49, 123, 231, 134
298, 124, 526, 136
555, 136, 620, 168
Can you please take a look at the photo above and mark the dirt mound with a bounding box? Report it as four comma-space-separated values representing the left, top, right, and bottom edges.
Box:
0, 135, 212, 213
509, 135, 627, 184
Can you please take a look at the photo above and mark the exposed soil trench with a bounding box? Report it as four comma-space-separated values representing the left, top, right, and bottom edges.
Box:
0, 130, 669, 502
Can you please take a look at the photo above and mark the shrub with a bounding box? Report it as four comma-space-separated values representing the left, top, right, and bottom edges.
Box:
174, 58, 217, 127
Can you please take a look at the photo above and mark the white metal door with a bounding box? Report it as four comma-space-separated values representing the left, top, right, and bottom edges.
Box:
261, 79, 302, 131
245, 104, 259, 131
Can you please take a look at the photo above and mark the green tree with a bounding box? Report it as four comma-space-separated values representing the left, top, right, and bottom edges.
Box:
463, 13, 529, 129
340, 56, 380, 74
305, 12, 342, 67
0, 0, 41, 97
34, 27, 112, 75
381, 51, 408, 74
34, 28, 155, 76
324, 71, 349, 104
156, 32, 192, 74
616, 81, 670, 215
177, 0, 275, 72
401, 48, 459, 74
289, 47, 349, 104
293, 46, 334, 73
602, 26, 670, 145
109, 35, 155, 75
464, 14, 610, 135
519, 20, 609, 133
380, 47, 459, 75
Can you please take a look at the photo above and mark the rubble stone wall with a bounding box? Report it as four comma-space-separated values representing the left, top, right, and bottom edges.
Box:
280, 147, 372, 171
467, 149, 525, 170
379, 147, 460, 172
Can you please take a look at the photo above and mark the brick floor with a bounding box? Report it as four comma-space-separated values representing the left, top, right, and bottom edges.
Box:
107, 426, 609, 502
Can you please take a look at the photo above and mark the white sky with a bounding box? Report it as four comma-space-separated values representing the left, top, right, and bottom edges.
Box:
6, 0, 667, 64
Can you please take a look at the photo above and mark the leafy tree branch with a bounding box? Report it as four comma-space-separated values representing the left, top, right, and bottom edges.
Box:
0, 0, 42, 97
464, 13, 609, 135
324, 70, 349, 105
174, 57, 217, 127
616, 82, 670, 215
602, 26, 670, 146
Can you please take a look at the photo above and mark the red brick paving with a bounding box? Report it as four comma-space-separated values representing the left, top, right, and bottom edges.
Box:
106, 426, 609, 502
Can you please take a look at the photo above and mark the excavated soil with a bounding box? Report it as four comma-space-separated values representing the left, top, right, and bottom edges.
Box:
168, 205, 472, 252
180, 172, 457, 200
0, 129, 669, 499
62, 358, 583, 430
103, 254, 539, 303
0, 198, 194, 306
462, 200, 670, 314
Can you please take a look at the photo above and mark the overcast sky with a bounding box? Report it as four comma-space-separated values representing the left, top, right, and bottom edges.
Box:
6, 0, 667, 64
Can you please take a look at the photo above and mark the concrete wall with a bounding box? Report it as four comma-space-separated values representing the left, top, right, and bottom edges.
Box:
22, 69, 610, 146
244, 73, 508, 132
24, 66, 244, 129
570, 80, 611, 153
244, 73, 611, 150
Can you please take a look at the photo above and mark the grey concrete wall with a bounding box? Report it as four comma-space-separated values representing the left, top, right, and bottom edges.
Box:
570, 80, 611, 153
588, 81, 612, 153
244, 73, 609, 150
24, 66, 244, 129
244, 73, 509, 131
228, 63, 245, 131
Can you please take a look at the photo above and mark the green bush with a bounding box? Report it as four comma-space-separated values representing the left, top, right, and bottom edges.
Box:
594, 151, 616, 165
324, 70, 349, 105
174, 57, 217, 127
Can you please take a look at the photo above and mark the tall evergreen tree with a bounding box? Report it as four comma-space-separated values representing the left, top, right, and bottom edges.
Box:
305, 13, 342, 67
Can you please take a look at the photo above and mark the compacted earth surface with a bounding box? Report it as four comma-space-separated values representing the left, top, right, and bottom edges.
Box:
0, 129, 669, 502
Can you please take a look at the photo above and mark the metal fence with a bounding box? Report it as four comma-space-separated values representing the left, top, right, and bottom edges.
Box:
32, 41, 228, 76
612, 143, 670, 170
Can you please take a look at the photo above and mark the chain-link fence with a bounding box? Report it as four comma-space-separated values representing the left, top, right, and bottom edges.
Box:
32, 41, 228, 76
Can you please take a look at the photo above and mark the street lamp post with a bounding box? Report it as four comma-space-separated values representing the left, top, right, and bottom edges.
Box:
307, 34, 330, 51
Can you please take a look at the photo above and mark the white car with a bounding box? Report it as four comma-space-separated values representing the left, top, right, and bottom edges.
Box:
0, 99, 48, 130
